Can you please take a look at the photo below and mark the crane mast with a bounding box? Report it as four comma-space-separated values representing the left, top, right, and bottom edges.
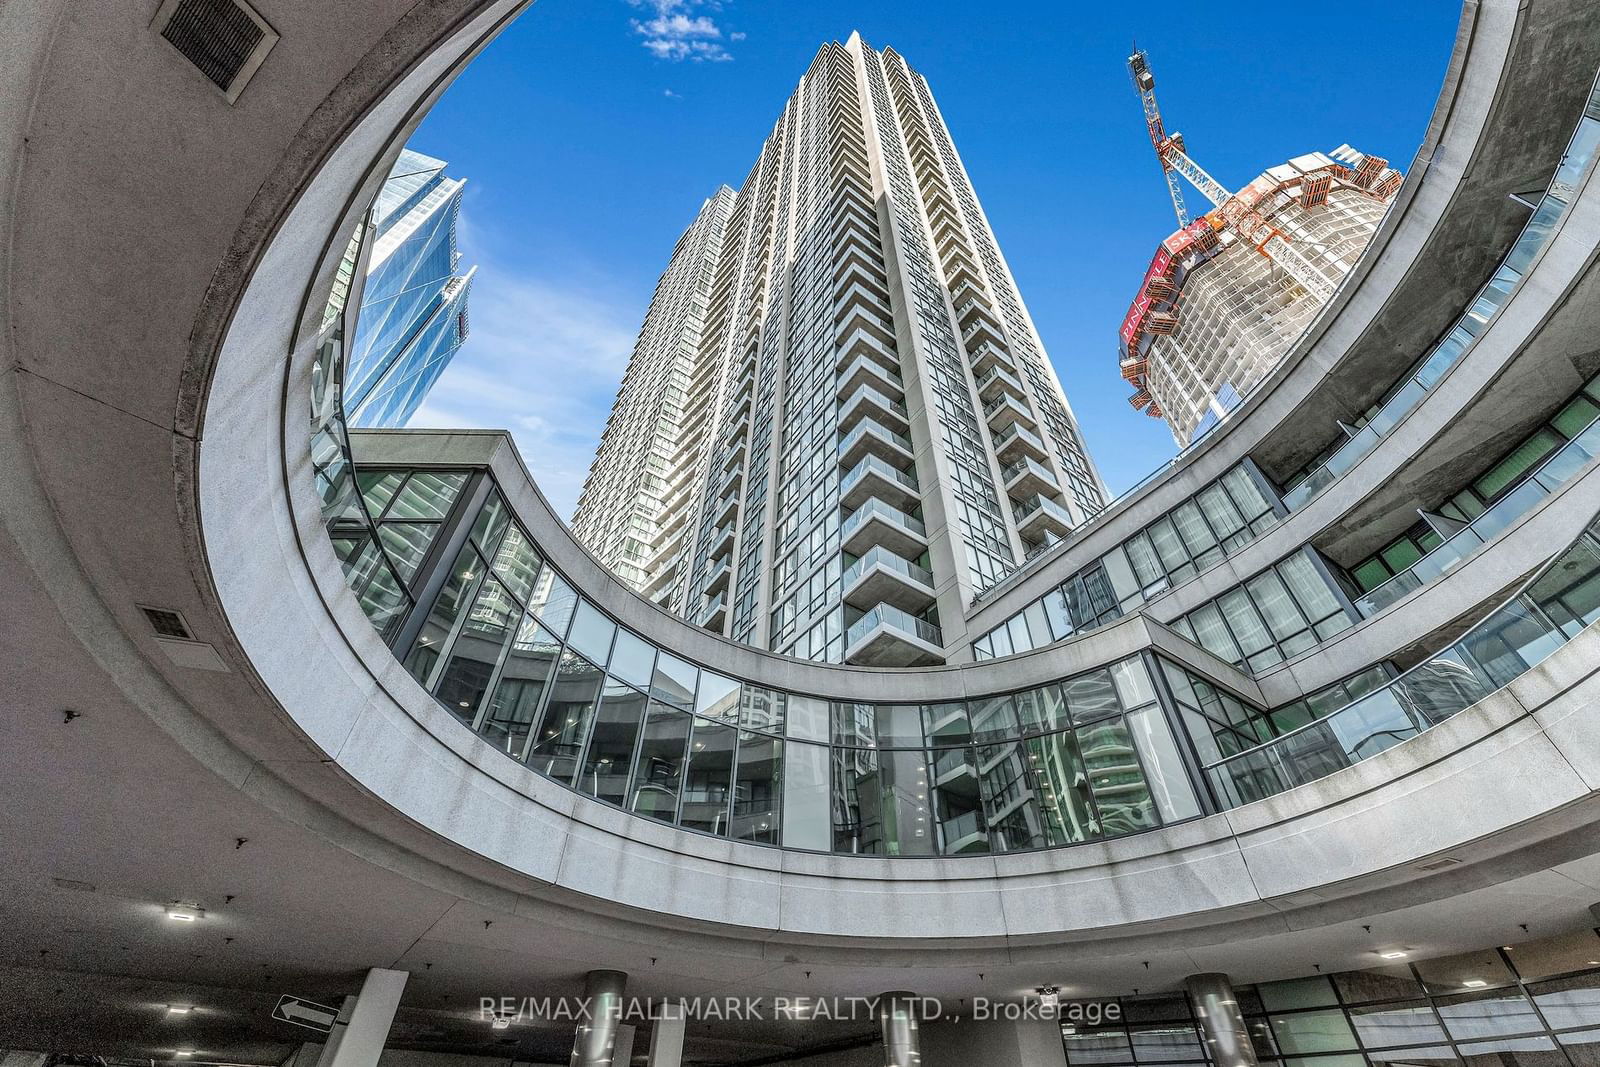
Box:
1128, 49, 1190, 228
1126, 48, 1336, 304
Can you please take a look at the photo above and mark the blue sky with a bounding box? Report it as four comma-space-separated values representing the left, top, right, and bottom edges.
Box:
408, 0, 1461, 518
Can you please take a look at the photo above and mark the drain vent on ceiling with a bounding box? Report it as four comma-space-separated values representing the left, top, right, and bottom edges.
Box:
139, 605, 193, 639
151, 0, 279, 104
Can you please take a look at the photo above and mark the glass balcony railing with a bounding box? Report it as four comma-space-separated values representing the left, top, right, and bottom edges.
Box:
842, 546, 934, 591
846, 602, 944, 649
839, 418, 913, 458
1013, 493, 1072, 527
1283, 77, 1600, 513
1205, 508, 1600, 808
840, 383, 909, 424
1355, 412, 1600, 616
1001, 456, 1059, 488
841, 498, 926, 541
840, 454, 919, 498
993, 421, 1046, 455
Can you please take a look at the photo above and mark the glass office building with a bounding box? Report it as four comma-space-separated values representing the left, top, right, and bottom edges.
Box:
343, 149, 475, 428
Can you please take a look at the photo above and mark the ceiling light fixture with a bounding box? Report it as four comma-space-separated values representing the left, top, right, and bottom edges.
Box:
167, 1005, 193, 1015
1463, 979, 1489, 988
165, 904, 204, 922
175, 1051, 195, 1058
1379, 951, 1408, 960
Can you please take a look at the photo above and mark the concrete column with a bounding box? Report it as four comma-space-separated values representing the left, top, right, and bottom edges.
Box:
878, 991, 922, 1067
313, 995, 358, 1067
610, 1023, 636, 1067
327, 969, 408, 1067
647, 1003, 687, 1067
1185, 973, 1257, 1067
571, 969, 629, 1067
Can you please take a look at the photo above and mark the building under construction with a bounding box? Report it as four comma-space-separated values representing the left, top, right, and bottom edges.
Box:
1120, 51, 1402, 445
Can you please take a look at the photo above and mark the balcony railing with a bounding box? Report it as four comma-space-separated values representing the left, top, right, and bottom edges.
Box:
839, 418, 914, 460
1283, 79, 1600, 513
840, 453, 919, 499
841, 497, 926, 541
1013, 493, 1073, 530
1205, 507, 1600, 808
1001, 456, 1059, 489
845, 602, 943, 650
842, 545, 934, 592
1355, 411, 1600, 616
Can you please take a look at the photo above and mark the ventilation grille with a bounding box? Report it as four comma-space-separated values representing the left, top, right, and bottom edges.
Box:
1416, 856, 1462, 871
153, 0, 277, 102
140, 606, 193, 640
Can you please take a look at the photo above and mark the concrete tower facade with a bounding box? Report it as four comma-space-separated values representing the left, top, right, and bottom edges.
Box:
577, 35, 1107, 666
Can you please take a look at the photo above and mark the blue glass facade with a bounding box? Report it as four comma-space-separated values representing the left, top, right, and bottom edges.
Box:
344, 149, 474, 428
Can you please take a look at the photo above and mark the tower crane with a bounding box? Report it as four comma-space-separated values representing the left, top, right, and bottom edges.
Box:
1127, 48, 1337, 304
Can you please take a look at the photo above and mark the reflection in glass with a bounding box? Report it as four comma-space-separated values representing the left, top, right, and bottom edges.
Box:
782, 740, 831, 850
403, 542, 480, 684
681, 718, 737, 834
479, 616, 560, 758
1024, 730, 1099, 845
630, 702, 690, 822
525, 649, 605, 784
928, 745, 983, 854
732, 731, 782, 843
1079, 717, 1156, 835
434, 575, 516, 725
578, 682, 648, 805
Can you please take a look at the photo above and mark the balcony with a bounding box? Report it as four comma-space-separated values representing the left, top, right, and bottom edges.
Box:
701, 557, 730, 596
993, 421, 1049, 464
710, 489, 738, 528
837, 353, 904, 398
983, 393, 1037, 433
1002, 456, 1060, 497
836, 302, 897, 350
1013, 493, 1074, 541
698, 592, 727, 631
842, 546, 937, 613
836, 324, 901, 375
962, 314, 1005, 349
840, 454, 920, 511
839, 418, 914, 467
838, 383, 910, 435
967, 340, 1015, 378
845, 603, 944, 667
707, 522, 736, 560
975, 364, 1027, 404
953, 297, 999, 330
840, 498, 928, 559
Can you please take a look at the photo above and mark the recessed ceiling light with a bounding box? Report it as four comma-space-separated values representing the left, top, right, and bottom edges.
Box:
175, 1051, 194, 1058
165, 905, 204, 922
167, 1005, 192, 1015
1463, 979, 1488, 988
1379, 951, 1408, 960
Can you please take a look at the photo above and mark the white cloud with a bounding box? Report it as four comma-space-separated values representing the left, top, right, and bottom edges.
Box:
626, 0, 740, 62
407, 259, 639, 522
663, 88, 683, 98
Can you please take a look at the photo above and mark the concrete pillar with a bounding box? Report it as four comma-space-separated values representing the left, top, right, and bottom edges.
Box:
647, 1003, 687, 1067
1185, 973, 1258, 1067
878, 991, 922, 1067
571, 969, 629, 1067
313, 995, 358, 1067
327, 969, 408, 1067
610, 1023, 636, 1067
